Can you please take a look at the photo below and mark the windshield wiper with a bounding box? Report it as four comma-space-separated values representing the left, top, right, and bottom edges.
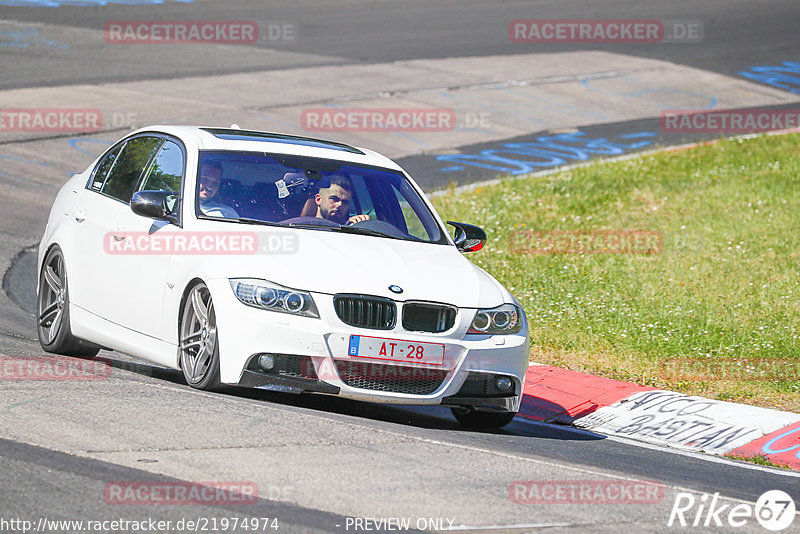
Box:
286, 222, 338, 231
235, 217, 281, 227
334, 225, 404, 240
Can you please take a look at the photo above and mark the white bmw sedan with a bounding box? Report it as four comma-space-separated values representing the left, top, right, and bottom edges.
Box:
37, 126, 529, 428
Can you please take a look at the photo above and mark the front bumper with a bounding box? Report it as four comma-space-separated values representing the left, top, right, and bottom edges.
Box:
209, 279, 529, 412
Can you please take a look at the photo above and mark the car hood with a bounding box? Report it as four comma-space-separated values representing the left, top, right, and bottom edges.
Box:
222, 229, 507, 308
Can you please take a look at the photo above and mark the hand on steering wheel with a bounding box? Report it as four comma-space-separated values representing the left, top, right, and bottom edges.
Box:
346, 214, 370, 225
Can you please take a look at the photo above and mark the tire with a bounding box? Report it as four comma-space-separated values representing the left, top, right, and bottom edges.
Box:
179, 282, 221, 390
37, 246, 100, 357
451, 408, 517, 429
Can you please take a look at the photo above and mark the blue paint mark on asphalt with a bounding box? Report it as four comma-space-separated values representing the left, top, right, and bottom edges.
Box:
618, 132, 659, 140
390, 131, 430, 148
499, 87, 608, 121
581, 76, 717, 110
0, 153, 56, 185
0, 28, 68, 49
435, 130, 657, 175
258, 114, 303, 131
69, 138, 112, 158
0, 0, 191, 6
0, 153, 53, 167
738, 61, 800, 94
0, 169, 52, 185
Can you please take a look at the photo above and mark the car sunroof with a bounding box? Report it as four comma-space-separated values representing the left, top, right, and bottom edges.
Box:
202, 128, 365, 155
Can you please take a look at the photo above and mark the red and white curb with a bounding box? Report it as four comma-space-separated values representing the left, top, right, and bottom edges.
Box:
519, 364, 800, 471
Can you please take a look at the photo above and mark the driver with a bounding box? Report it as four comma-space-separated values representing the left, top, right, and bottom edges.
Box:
198, 159, 239, 219
314, 175, 369, 225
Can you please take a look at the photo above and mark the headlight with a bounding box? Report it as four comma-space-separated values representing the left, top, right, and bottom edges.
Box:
468, 304, 523, 334
230, 278, 319, 318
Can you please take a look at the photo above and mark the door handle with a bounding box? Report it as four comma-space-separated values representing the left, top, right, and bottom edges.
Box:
74, 209, 86, 223
112, 226, 126, 241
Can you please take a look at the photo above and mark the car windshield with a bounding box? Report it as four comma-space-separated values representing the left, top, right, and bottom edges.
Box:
195, 151, 446, 244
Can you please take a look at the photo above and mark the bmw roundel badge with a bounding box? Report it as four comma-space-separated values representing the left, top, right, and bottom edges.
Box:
388, 285, 403, 294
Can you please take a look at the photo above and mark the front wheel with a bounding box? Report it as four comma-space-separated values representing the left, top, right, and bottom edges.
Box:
179, 282, 221, 390
37, 246, 100, 357
451, 408, 516, 429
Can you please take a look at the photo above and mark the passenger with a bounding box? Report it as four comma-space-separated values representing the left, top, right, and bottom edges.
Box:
314, 175, 369, 225
198, 160, 239, 219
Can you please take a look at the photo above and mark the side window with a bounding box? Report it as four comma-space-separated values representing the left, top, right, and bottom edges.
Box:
140, 140, 184, 193
393, 187, 430, 240
90, 143, 122, 191
101, 136, 162, 203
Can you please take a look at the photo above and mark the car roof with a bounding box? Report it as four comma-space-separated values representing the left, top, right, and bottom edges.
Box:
130, 125, 403, 171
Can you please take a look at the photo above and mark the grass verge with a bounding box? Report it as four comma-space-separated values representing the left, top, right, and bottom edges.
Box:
726, 454, 793, 470
431, 133, 800, 412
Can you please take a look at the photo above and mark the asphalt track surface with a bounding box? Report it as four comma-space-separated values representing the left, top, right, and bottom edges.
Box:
1, 0, 798, 89
2, 1, 800, 532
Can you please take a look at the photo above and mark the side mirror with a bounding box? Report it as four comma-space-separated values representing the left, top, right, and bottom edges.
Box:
448, 221, 486, 253
131, 190, 179, 224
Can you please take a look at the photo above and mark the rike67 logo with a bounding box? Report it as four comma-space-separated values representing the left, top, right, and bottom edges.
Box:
668, 490, 795, 531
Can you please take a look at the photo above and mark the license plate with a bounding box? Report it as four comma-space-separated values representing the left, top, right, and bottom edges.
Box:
347, 335, 445, 366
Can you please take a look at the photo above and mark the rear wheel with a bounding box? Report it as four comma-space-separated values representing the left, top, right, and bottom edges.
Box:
451, 408, 516, 429
37, 246, 100, 357
179, 282, 221, 390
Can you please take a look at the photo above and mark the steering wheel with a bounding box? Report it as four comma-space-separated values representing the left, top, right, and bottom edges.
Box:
345, 218, 412, 239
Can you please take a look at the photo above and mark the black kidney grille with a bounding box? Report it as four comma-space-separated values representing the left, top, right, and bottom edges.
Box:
334, 295, 396, 330
335, 361, 448, 395
402, 303, 457, 333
